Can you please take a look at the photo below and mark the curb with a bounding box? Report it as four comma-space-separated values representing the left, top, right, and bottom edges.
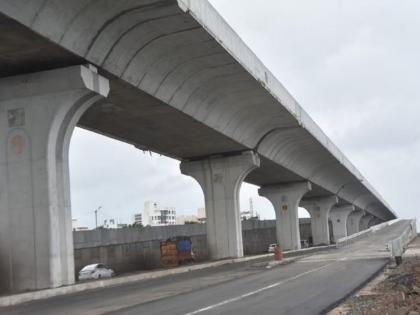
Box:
0, 245, 335, 307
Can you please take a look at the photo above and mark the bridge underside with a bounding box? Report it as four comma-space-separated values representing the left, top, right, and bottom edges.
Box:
0, 11, 392, 210
0, 12, 328, 197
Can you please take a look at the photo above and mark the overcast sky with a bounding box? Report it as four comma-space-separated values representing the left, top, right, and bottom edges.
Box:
70, 0, 420, 229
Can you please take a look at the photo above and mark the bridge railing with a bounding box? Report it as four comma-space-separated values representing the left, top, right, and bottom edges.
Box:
336, 218, 401, 248
387, 219, 417, 259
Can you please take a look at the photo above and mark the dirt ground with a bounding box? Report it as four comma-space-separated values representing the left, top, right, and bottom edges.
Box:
328, 236, 420, 315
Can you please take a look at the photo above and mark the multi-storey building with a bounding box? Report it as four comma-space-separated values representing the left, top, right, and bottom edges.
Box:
143, 201, 176, 226
176, 214, 199, 225
133, 213, 143, 226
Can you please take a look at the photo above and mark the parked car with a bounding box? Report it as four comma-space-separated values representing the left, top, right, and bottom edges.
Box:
267, 243, 277, 253
78, 263, 115, 281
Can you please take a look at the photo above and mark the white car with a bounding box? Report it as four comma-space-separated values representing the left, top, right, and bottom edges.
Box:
78, 263, 115, 281
267, 243, 277, 253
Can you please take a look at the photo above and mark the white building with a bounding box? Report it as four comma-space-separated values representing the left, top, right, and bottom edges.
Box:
176, 214, 199, 225
197, 207, 206, 223
103, 218, 117, 229
197, 207, 206, 219
72, 219, 89, 231
143, 201, 176, 226
240, 210, 252, 220
241, 198, 259, 221
103, 219, 127, 229
133, 213, 142, 226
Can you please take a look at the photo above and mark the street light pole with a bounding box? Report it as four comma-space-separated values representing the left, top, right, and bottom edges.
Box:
94, 206, 102, 229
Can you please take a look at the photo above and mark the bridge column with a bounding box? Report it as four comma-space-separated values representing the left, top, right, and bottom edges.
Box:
347, 210, 365, 236
0, 66, 109, 294
329, 205, 355, 242
300, 196, 338, 246
180, 151, 259, 259
359, 214, 374, 231
259, 182, 312, 251
368, 217, 381, 228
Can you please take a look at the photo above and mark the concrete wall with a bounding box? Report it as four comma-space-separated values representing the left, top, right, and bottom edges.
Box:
73, 219, 312, 276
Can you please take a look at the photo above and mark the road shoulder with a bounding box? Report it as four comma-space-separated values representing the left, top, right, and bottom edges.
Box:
328, 236, 420, 315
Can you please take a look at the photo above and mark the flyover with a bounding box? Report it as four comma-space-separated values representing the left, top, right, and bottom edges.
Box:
0, 0, 396, 294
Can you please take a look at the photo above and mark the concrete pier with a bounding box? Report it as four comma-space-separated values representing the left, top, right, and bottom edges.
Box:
347, 210, 365, 236
368, 217, 382, 228
330, 205, 355, 242
301, 196, 338, 245
259, 182, 312, 250
180, 151, 260, 259
0, 66, 109, 294
359, 214, 374, 231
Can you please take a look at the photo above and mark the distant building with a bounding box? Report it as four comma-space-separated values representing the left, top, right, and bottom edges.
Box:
72, 219, 78, 231
75, 226, 89, 231
72, 219, 89, 231
194, 200, 259, 223
240, 210, 253, 220
103, 219, 117, 229
197, 207, 206, 223
241, 198, 259, 221
102, 219, 127, 229
176, 215, 199, 225
143, 201, 176, 226
133, 213, 143, 226
197, 207, 206, 219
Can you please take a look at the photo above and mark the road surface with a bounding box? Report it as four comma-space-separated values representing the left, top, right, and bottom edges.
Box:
0, 220, 410, 315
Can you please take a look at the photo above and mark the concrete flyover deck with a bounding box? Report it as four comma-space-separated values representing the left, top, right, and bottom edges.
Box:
0, 220, 411, 315
0, 0, 395, 220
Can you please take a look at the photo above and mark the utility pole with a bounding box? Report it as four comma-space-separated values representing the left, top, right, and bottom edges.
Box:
94, 206, 102, 229
249, 197, 254, 218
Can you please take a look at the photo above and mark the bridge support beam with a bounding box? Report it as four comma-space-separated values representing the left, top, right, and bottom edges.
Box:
329, 205, 355, 242
301, 196, 338, 246
359, 214, 374, 231
259, 182, 311, 251
180, 151, 260, 260
347, 210, 365, 236
0, 66, 109, 294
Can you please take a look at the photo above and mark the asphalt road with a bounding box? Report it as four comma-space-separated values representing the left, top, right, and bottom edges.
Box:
0, 220, 410, 315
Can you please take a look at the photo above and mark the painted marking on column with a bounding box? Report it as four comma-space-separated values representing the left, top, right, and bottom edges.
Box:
183, 262, 335, 315
7, 108, 25, 127
10, 135, 25, 155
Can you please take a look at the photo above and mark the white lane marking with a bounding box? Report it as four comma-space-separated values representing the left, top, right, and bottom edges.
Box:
183, 262, 335, 315
298, 259, 338, 263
